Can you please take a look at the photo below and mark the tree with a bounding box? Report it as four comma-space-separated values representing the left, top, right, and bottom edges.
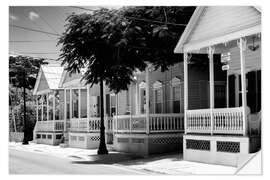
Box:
121, 6, 196, 71
58, 6, 196, 154
9, 55, 47, 144
58, 8, 147, 154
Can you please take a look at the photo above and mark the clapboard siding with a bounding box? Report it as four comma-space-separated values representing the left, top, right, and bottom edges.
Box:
134, 62, 210, 114
188, 6, 261, 43
228, 40, 261, 75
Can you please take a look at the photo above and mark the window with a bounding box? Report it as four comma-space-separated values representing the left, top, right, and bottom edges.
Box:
80, 89, 87, 118
154, 89, 162, 113
58, 90, 65, 120
43, 95, 47, 121
55, 90, 60, 120
172, 86, 180, 113
72, 89, 79, 118
171, 77, 182, 113
110, 94, 116, 116
37, 96, 42, 121
139, 82, 146, 114
153, 81, 163, 114
48, 93, 53, 120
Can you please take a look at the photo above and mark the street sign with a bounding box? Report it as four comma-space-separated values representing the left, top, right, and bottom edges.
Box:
222, 64, 229, 71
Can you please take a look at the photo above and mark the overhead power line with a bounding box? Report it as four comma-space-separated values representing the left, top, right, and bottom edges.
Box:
10, 24, 60, 36
69, 6, 187, 27
31, 7, 60, 35
10, 40, 56, 43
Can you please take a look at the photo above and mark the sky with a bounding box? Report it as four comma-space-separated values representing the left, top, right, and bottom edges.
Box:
9, 6, 114, 64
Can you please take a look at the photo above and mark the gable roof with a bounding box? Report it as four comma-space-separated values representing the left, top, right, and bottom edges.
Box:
174, 6, 261, 53
33, 65, 64, 95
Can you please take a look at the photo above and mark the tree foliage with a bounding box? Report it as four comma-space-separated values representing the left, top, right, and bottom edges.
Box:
121, 6, 196, 71
9, 56, 48, 90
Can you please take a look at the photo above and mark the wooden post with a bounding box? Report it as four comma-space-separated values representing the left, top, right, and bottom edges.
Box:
87, 85, 90, 132
129, 86, 132, 133
78, 89, 81, 119
145, 66, 150, 134
135, 79, 139, 115
226, 71, 229, 108
47, 93, 49, 121
64, 89, 67, 132
239, 37, 248, 136
103, 81, 107, 132
70, 89, 72, 120
53, 91, 56, 131
184, 53, 188, 134
208, 46, 215, 135
116, 94, 118, 133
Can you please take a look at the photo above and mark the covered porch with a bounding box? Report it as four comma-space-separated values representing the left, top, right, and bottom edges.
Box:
174, 6, 261, 166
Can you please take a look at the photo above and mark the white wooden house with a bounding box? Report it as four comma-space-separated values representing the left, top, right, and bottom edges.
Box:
33, 61, 227, 156
174, 6, 261, 166
32, 7, 261, 162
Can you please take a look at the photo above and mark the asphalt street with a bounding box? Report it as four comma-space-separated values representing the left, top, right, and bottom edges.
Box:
9, 148, 146, 175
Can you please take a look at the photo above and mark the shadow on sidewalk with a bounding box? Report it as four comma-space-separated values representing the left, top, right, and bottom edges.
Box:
71, 153, 141, 165
71, 151, 183, 165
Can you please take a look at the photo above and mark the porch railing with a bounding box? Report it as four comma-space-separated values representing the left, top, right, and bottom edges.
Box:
35, 120, 64, 132
113, 113, 184, 133
70, 117, 113, 132
186, 107, 249, 135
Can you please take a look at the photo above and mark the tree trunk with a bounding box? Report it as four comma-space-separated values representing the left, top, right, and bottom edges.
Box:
12, 107, 17, 132
97, 79, 108, 154
22, 80, 29, 145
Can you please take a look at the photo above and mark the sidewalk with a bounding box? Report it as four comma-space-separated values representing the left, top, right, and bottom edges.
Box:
9, 142, 242, 175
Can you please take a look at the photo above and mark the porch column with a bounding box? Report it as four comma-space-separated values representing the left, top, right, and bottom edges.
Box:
47, 93, 49, 121
208, 46, 215, 135
183, 52, 188, 134
87, 85, 90, 119
103, 81, 107, 131
129, 86, 132, 133
70, 89, 72, 119
78, 89, 81, 119
116, 94, 119, 133
239, 37, 248, 136
135, 80, 139, 115
87, 85, 90, 132
226, 71, 229, 108
145, 66, 150, 134
53, 91, 56, 131
64, 89, 67, 132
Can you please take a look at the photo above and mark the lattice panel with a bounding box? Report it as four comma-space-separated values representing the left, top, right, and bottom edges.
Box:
132, 138, 145, 144
186, 139, 210, 151
70, 136, 77, 141
152, 137, 181, 144
117, 138, 129, 143
78, 136, 85, 141
217, 141, 240, 153
89, 136, 100, 141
